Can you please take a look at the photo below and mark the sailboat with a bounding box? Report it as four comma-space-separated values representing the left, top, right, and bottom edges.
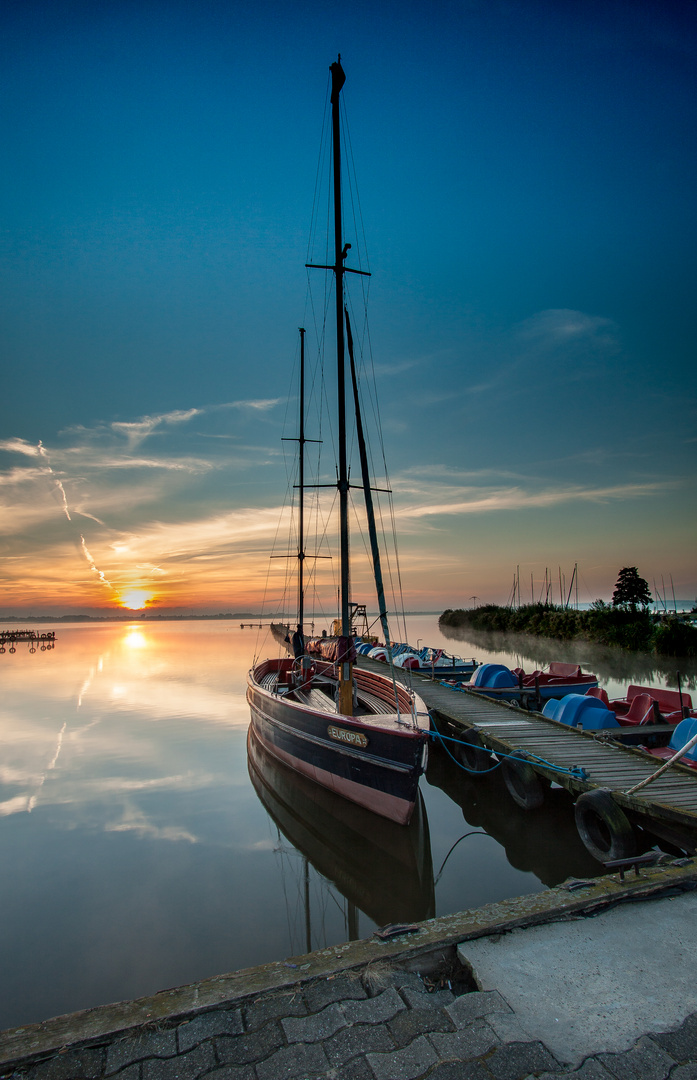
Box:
247, 57, 429, 826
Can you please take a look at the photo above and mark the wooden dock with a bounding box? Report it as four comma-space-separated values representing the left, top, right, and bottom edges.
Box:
356, 655, 697, 856
0, 630, 55, 653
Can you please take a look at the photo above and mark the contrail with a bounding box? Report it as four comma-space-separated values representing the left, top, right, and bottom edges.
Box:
34, 440, 117, 601
80, 535, 113, 590
27, 721, 67, 813
37, 440, 71, 521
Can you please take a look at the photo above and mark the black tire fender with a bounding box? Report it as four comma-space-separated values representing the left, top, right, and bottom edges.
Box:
456, 729, 493, 772
502, 755, 546, 810
574, 788, 636, 862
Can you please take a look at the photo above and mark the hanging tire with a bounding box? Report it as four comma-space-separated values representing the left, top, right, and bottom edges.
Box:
456, 729, 493, 772
502, 755, 546, 810
574, 788, 637, 863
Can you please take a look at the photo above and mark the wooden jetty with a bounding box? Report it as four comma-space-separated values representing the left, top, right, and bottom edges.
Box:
356, 654, 697, 859
0, 630, 55, 653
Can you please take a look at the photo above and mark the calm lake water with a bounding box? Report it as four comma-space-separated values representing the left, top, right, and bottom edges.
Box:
1, 615, 691, 1031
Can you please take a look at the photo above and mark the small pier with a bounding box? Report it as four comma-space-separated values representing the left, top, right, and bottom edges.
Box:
0, 630, 55, 653
356, 655, 697, 856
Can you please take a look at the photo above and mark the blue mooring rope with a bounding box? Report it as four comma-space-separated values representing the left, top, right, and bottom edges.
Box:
427, 713, 589, 782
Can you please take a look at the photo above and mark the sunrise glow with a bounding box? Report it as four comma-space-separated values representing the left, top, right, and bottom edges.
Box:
119, 590, 152, 611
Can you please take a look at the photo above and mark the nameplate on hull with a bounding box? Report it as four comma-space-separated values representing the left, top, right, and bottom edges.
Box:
327, 725, 369, 748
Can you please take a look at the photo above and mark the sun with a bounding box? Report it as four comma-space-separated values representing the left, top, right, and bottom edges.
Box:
119, 589, 152, 611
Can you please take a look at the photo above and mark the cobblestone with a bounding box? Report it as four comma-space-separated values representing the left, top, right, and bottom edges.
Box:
304, 975, 367, 1012
534, 1058, 615, 1079
101, 1066, 140, 1080
596, 1035, 676, 1080
105, 1031, 177, 1075
653, 1015, 697, 1063
254, 1040, 329, 1080
215, 1022, 284, 1067
342, 989, 405, 1026
282, 1003, 347, 1044
176, 1010, 243, 1052
447, 990, 513, 1028
486, 1013, 535, 1045
242, 990, 307, 1032
366, 1034, 439, 1080
386, 1005, 455, 1048
400, 987, 455, 1010
428, 1063, 494, 1080
204, 1067, 255, 1080
322, 1022, 394, 1066
141, 1041, 216, 1079
12, 1048, 105, 1080
485, 1040, 560, 1079
428, 1018, 499, 1062
323, 1058, 374, 1080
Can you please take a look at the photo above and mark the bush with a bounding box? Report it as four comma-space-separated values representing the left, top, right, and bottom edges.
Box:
438, 604, 695, 658
653, 618, 697, 658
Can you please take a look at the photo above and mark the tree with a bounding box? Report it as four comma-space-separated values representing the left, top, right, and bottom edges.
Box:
612, 567, 652, 611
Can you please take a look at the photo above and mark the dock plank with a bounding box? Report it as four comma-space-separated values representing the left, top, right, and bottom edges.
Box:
355, 655, 697, 844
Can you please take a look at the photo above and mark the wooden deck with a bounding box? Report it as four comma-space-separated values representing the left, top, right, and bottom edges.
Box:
356, 655, 697, 852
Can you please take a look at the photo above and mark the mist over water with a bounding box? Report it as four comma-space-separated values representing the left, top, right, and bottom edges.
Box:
433, 616, 697, 698
1, 616, 655, 1030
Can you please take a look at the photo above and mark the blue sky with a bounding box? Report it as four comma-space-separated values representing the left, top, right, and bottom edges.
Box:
1, 0, 695, 614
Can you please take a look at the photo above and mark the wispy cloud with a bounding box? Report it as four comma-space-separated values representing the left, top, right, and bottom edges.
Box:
467, 308, 621, 396
0, 438, 41, 457
0, 466, 46, 486
97, 456, 213, 472
396, 480, 673, 520
223, 398, 282, 412
516, 309, 618, 349
111, 409, 203, 449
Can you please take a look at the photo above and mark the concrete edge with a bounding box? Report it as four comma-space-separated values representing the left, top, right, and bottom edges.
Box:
1, 861, 695, 1069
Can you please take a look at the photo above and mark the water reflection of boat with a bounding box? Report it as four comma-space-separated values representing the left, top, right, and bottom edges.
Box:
247, 724, 435, 928
426, 743, 601, 886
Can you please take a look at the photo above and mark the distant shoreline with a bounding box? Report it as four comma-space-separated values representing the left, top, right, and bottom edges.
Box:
0, 611, 443, 624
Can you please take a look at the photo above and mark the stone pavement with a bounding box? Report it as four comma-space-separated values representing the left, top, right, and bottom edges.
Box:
2, 965, 697, 1080
2, 865, 697, 1080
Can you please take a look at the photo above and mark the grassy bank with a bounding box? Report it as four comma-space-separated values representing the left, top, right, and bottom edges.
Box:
439, 604, 697, 658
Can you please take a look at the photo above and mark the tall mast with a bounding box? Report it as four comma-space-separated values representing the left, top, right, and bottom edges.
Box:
330, 57, 350, 642
297, 326, 306, 633
305, 59, 370, 713
330, 56, 353, 715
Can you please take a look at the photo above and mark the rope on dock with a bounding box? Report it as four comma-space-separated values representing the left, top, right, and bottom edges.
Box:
427, 720, 589, 781
428, 724, 502, 775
